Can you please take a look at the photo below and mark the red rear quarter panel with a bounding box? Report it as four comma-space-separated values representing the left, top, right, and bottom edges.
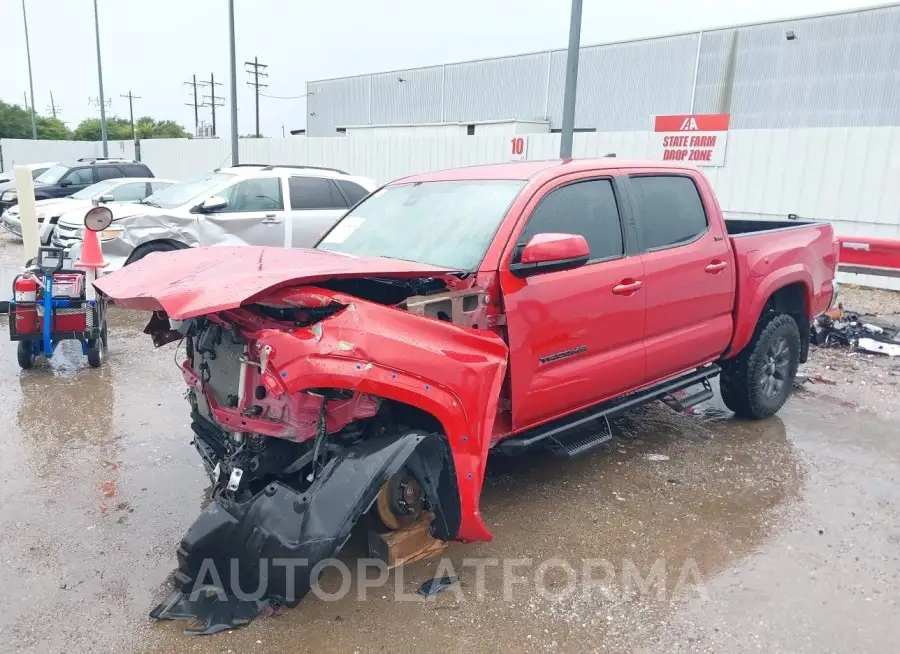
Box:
727, 223, 837, 357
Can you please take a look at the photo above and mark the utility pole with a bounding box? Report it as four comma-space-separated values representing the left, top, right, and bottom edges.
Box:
92, 0, 108, 156
245, 56, 268, 137
119, 91, 141, 143
228, 0, 239, 164
559, 0, 583, 159
47, 91, 61, 119
21, 0, 37, 139
185, 75, 202, 137
199, 73, 225, 137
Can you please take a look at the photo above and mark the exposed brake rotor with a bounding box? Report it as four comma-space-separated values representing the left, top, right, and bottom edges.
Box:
375, 468, 425, 530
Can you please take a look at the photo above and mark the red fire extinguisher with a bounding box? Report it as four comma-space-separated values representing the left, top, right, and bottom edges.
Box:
14, 275, 39, 335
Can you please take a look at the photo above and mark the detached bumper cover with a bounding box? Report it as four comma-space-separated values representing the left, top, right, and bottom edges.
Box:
151, 431, 430, 634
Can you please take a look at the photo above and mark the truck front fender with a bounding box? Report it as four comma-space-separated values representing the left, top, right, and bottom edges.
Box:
251, 289, 509, 543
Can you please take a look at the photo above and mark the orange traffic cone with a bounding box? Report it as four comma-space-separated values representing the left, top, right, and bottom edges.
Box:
75, 228, 109, 269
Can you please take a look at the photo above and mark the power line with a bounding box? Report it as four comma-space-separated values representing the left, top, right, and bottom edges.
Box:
258, 91, 310, 100
184, 74, 202, 136
88, 96, 112, 110
199, 72, 225, 137
47, 91, 61, 119
120, 90, 141, 143
244, 56, 268, 137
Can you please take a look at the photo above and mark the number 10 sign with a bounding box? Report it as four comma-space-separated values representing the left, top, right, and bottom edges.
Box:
508, 136, 527, 161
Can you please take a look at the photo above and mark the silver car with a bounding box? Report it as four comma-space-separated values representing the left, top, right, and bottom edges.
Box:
1, 177, 174, 244
55, 165, 377, 271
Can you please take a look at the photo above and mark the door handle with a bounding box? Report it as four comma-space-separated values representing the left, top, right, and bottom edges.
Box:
705, 260, 728, 274
261, 215, 282, 225
612, 279, 643, 295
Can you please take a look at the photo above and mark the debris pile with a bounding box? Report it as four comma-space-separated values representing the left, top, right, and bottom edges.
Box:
812, 307, 900, 356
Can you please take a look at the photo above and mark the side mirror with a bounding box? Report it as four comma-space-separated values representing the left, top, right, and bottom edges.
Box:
509, 233, 590, 278
200, 195, 228, 212
98, 194, 115, 203
59, 179, 72, 188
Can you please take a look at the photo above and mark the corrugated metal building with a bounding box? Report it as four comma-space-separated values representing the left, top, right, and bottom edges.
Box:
305, 3, 900, 137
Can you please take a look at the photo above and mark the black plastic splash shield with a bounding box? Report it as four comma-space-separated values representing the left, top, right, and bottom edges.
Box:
151, 432, 430, 635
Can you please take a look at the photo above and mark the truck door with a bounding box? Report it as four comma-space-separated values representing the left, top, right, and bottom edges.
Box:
198, 176, 287, 247
626, 172, 734, 382
500, 173, 647, 430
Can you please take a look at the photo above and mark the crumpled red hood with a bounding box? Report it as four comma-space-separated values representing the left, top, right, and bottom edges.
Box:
93, 246, 455, 319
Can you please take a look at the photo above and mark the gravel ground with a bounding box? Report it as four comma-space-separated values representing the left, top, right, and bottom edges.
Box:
1, 234, 899, 653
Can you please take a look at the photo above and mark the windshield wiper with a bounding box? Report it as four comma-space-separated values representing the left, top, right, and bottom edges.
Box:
140, 199, 162, 208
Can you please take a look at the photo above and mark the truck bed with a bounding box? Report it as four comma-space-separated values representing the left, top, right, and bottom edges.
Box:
725, 219, 837, 359
725, 217, 819, 236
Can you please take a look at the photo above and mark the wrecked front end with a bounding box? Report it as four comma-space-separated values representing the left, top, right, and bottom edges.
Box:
112, 264, 507, 633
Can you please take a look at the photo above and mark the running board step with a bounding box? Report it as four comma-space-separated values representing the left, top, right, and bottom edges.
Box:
496, 364, 721, 456
547, 417, 612, 458
661, 379, 714, 413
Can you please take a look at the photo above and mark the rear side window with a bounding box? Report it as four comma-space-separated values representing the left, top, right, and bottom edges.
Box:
630, 176, 708, 250
121, 164, 152, 177
63, 168, 94, 185
96, 166, 124, 181
336, 180, 370, 206
520, 179, 623, 261
289, 177, 348, 210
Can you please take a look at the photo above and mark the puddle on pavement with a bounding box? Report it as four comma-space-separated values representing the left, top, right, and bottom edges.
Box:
140, 399, 804, 653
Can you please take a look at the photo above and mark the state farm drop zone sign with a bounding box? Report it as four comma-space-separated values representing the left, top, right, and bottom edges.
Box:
653, 114, 730, 167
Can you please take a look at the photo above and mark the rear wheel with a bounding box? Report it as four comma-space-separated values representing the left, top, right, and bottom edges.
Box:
720, 313, 801, 419
17, 341, 34, 370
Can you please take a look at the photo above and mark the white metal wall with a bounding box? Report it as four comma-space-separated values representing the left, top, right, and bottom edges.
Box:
0, 139, 136, 172
307, 4, 900, 136
15, 128, 894, 289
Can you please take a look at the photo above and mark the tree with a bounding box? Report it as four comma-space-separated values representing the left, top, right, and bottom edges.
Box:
0, 100, 37, 139
0, 100, 72, 139
73, 115, 190, 140
72, 117, 132, 141
36, 116, 72, 140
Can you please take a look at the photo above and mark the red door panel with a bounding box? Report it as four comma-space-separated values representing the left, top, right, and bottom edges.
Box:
501, 256, 646, 430
628, 171, 735, 382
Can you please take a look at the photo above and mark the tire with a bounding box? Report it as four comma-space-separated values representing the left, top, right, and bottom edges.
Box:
720, 313, 801, 420
128, 241, 177, 265
87, 324, 107, 368
17, 341, 34, 370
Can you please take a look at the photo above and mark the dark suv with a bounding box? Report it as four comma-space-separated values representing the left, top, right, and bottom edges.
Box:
0, 158, 154, 213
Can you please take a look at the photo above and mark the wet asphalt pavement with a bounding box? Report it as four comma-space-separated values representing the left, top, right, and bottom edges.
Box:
1, 235, 899, 653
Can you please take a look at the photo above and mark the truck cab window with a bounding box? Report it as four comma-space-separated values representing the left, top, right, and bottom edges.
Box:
520, 179, 623, 262
630, 175, 708, 250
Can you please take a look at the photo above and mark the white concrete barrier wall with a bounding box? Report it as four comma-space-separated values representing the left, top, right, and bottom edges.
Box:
0, 139, 135, 171
4, 129, 899, 290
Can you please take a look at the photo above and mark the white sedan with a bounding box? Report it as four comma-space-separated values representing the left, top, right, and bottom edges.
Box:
0, 177, 175, 244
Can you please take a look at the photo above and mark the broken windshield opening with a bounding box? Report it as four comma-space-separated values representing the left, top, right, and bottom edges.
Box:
316, 180, 525, 271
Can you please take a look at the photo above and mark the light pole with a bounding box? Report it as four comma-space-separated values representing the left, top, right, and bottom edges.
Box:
21, 0, 37, 140
92, 0, 109, 157
228, 0, 239, 164
559, 0, 583, 159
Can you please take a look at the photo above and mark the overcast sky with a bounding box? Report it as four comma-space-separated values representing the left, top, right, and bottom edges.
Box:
2, 0, 892, 138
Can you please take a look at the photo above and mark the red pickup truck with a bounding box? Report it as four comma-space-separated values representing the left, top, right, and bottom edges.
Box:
96, 158, 838, 632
